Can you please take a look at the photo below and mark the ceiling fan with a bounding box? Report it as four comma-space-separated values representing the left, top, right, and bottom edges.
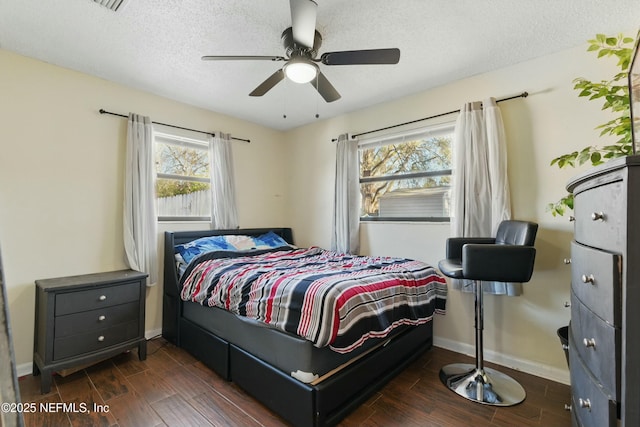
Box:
201, 0, 400, 103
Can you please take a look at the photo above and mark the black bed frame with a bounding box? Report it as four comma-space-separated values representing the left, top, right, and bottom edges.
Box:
162, 228, 434, 427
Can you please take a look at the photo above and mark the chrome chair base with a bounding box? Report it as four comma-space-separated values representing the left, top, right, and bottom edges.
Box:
439, 363, 526, 406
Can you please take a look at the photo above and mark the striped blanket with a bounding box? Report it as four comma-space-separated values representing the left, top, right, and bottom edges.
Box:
180, 247, 447, 353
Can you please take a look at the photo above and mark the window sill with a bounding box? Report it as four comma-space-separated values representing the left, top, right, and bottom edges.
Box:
158, 216, 211, 222
360, 217, 449, 223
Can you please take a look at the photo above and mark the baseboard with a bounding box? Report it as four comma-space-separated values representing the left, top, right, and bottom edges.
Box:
145, 328, 163, 340
16, 362, 32, 378
433, 336, 570, 385
16, 328, 165, 378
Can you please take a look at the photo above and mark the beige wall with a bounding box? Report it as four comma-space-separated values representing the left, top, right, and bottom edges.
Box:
284, 41, 623, 384
0, 33, 625, 385
0, 49, 289, 371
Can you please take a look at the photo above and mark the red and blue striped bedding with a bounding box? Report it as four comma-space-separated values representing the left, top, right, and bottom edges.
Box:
180, 247, 447, 353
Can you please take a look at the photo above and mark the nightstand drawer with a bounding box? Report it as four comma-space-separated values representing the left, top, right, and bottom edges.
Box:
55, 281, 140, 316
574, 180, 625, 252
54, 301, 139, 338
53, 320, 140, 360
570, 241, 621, 327
570, 290, 619, 399
570, 332, 617, 427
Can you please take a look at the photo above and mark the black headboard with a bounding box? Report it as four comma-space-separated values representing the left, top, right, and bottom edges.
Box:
167, 227, 294, 247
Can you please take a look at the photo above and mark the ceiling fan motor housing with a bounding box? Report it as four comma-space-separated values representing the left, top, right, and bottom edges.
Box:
282, 27, 322, 59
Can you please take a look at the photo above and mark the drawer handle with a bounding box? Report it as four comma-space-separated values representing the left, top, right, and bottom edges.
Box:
581, 274, 595, 284
564, 404, 572, 412
583, 338, 596, 349
578, 398, 591, 411
98, 315, 106, 321
97, 335, 105, 342
562, 344, 570, 351
591, 212, 605, 221
564, 301, 571, 308
563, 258, 571, 265
99, 295, 107, 301
569, 216, 575, 222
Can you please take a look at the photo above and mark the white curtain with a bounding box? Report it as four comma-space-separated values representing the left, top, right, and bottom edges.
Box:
209, 132, 239, 229
124, 113, 158, 286
485, 100, 512, 236
331, 133, 360, 254
450, 98, 518, 295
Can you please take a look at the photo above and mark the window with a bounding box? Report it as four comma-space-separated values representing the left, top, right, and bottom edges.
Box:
154, 128, 211, 221
359, 121, 454, 221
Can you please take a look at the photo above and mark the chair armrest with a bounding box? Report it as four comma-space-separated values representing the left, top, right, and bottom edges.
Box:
462, 245, 536, 283
446, 237, 496, 260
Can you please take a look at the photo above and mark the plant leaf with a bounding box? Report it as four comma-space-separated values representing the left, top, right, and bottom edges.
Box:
548, 32, 636, 217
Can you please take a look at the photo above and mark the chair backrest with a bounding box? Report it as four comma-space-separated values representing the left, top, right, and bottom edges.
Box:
495, 220, 538, 246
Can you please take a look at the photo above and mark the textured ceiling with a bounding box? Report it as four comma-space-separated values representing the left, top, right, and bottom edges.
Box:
1, 0, 639, 131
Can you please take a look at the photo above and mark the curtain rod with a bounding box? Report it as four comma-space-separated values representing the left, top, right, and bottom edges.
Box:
98, 109, 251, 143
345, 91, 528, 141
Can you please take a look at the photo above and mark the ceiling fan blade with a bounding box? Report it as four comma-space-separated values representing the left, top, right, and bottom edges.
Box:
290, 0, 317, 48
249, 69, 286, 97
202, 55, 286, 62
321, 48, 400, 66
310, 72, 341, 103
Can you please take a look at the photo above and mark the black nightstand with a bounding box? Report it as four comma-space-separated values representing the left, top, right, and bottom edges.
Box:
33, 269, 147, 393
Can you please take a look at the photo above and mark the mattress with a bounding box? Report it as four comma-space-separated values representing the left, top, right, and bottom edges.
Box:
182, 300, 425, 384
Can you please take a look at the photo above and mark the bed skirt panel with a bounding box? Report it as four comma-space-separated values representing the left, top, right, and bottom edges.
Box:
230, 345, 316, 426
179, 318, 230, 381
229, 321, 433, 427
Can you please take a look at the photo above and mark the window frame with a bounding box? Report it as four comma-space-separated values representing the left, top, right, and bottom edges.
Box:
154, 126, 212, 222
358, 121, 455, 223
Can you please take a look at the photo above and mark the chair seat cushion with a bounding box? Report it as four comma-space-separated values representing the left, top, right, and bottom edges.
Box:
438, 259, 463, 279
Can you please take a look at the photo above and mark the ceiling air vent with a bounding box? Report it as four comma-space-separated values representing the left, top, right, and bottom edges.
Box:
92, 0, 129, 12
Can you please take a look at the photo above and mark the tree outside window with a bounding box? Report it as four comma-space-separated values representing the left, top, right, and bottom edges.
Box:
359, 123, 454, 221
154, 131, 211, 221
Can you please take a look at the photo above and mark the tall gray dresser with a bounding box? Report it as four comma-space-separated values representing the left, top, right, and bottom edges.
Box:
566, 155, 640, 427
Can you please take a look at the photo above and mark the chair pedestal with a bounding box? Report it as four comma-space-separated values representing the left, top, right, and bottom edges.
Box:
439, 364, 525, 406
439, 280, 525, 406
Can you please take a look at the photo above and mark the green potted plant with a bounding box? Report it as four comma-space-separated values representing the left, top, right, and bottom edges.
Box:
548, 33, 636, 216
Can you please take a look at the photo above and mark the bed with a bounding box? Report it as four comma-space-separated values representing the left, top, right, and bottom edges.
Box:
162, 228, 447, 426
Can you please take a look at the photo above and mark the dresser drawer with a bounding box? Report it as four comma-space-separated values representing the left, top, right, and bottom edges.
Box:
569, 331, 617, 427
570, 291, 619, 399
574, 180, 625, 252
570, 241, 621, 327
53, 320, 140, 360
54, 301, 140, 338
55, 281, 140, 316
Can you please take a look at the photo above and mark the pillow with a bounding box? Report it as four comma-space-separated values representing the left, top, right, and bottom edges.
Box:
253, 231, 290, 248
224, 235, 257, 251
175, 235, 236, 264
175, 232, 291, 264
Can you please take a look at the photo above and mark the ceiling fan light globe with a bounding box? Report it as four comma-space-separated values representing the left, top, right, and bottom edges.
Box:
284, 61, 318, 84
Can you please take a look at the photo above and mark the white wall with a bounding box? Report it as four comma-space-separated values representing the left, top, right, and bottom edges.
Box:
0, 49, 289, 372
284, 40, 625, 384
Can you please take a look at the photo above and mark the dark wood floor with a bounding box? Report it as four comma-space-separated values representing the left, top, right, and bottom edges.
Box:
18, 337, 571, 427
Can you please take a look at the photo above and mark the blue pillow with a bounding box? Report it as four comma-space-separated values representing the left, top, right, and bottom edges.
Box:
175, 235, 236, 263
253, 231, 290, 248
